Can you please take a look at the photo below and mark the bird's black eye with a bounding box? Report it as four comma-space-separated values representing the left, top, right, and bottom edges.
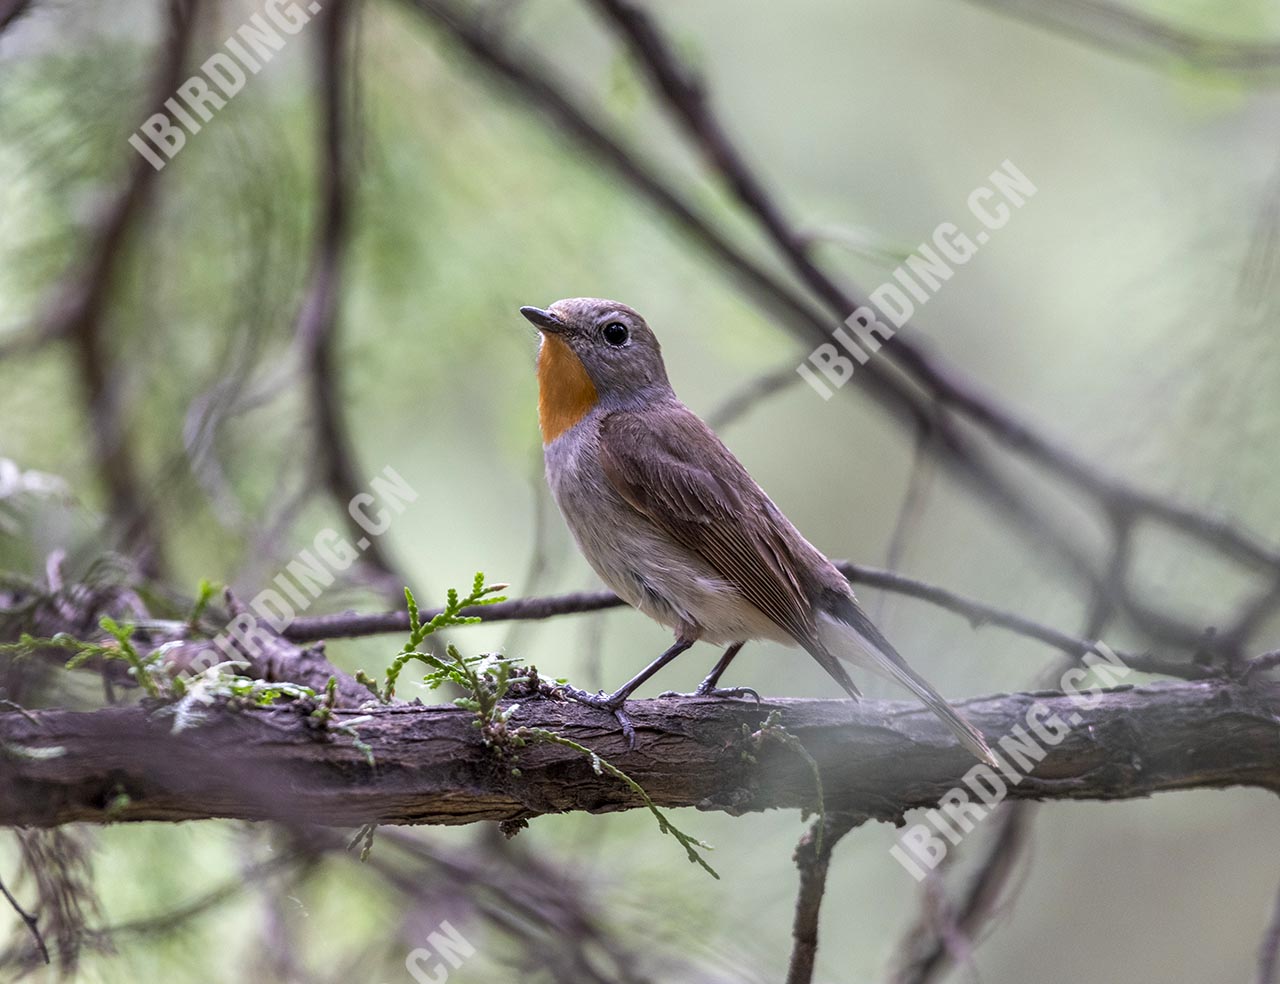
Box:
602, 322, 629, 346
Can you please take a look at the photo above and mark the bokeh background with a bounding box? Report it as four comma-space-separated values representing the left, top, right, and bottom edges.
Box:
2, 0, 1279, 980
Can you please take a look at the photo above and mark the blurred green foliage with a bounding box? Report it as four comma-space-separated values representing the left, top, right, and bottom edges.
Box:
2, 0, 1279, 980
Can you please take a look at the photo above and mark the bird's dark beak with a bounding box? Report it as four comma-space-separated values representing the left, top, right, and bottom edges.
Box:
520, 306, 566, 333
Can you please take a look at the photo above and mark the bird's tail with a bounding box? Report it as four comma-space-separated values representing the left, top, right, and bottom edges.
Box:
812, 594, 997, 767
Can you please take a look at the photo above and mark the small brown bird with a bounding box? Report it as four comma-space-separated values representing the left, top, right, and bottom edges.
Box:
521, 298, 995, 764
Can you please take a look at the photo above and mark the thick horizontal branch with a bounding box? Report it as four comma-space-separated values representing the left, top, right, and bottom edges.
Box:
1, 679, 1276, 828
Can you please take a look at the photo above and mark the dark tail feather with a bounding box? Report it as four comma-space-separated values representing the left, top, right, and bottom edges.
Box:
817, 594, 997, 767
801, 639, 862, 701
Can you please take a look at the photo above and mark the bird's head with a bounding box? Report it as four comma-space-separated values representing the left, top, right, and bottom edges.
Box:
520, 298, 670, 396
520, 298, 671, 443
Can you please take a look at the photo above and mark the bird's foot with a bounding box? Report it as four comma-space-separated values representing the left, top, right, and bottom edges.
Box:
659, 683, 761, 703
557, 686, 636, 748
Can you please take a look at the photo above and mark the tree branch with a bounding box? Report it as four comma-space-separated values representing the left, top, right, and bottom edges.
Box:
962, 0, 1280, 79
890, 802, 1031, 983
1262, 879, 1280, 984
2, 679, 1276, 828
580, 0, 1280, 666
400, 0, 1268, 660
37, 0, 201, 578
786, 813, 863, 984
295, 0, 409, 600
586, 0, 1280, 581
0, 0, 31, 34
0, 873, 48, 967
279, 559, 1211, 678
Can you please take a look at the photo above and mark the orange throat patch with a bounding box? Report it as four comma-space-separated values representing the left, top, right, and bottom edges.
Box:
537, 334, 599, 444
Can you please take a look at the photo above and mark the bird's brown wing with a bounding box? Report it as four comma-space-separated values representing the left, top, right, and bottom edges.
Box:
597, 405, 817, 646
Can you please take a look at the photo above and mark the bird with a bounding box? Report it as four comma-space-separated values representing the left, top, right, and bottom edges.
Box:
519, 297, 996, 765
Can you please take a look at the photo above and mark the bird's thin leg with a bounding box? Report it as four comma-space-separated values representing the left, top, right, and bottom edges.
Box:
697, 641, 755, 696
660, 641, 760, 702
561, 635, 696, 747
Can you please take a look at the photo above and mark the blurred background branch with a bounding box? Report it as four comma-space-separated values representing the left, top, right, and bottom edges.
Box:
3, 0, 1279, 978
963, 0, 1280, 78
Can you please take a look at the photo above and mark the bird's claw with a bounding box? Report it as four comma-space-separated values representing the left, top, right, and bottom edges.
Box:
559, 687, 637, 749
559, 686, 609, 707
613, 707, 635, 748
659, 685, 761, 703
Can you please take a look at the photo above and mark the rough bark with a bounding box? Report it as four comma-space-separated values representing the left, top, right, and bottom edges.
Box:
1, 680, 1276, 828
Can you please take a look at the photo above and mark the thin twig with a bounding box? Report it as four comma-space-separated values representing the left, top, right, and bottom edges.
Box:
877, 426, 936, 620
0, 323, 63, 361
88, 850, 306, 941
406, 0, 1117, 642
1247, 651, 1280, 679
0, 873, 49, 966
963, 0, 1280, 79
377, 828, 658, 984
280, 559, 1204, 677
587, 0, 1280, 583
403, 0, 1254, 661
785, 813, 864, 984
501, 463, 568, 656
397, 0, 928, 436
0, 0, 31, 34
1261, 880, 1280, 984
296, 0, 407, 601
35, 0, 202, 578
889, 549, 1124, 983
1226, 576, 1280, 655
890, 804, 1031, 984
579, 0, 1280, 678
705, 361, 805, 431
